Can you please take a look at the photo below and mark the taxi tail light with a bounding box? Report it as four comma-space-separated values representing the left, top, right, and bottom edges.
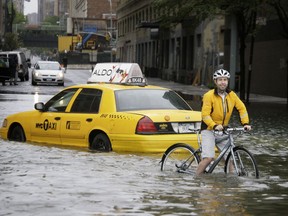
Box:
136, 116, 157, 134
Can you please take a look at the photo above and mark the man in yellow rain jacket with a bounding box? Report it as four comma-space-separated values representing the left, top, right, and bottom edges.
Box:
196, 69, 251, 175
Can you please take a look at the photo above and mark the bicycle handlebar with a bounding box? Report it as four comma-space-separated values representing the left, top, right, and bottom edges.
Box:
191, 127, 249, 133
226, 127, 246, 132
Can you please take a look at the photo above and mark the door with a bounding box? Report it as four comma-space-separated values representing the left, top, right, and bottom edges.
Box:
30, 88, 79, 145
60, 88, 103, 147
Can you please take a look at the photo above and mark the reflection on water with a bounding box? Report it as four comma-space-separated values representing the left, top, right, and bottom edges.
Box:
1, 93, 288, 215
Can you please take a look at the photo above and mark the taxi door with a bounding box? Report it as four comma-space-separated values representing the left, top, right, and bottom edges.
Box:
60, 113, 99, 147
59, 88, 103, 147
30, 88, 79, 145
30, 112, 62, 144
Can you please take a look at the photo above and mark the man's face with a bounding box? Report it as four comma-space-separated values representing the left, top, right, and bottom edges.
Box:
214, 77, 228, 91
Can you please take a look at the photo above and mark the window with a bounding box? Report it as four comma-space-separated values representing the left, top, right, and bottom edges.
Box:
115, 89, 192, 112
45, 88, 78, 112
70, 88, 102, 113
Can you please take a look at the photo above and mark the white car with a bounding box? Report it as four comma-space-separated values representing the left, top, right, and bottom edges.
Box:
31, 61, 64, 86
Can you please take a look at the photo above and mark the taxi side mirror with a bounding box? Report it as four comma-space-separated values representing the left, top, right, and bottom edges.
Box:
34, 102, 45, 111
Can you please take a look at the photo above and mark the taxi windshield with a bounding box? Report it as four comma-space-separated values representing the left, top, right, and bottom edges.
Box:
115, 89, 192, 111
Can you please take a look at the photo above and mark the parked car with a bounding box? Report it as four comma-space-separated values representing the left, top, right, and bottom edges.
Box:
0, 63, 201, 153
31, 61, 65, 86
0, 51, 29, 81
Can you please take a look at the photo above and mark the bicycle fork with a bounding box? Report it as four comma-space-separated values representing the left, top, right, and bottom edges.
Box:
230, 147, 240, 175
228, 135, 246, 176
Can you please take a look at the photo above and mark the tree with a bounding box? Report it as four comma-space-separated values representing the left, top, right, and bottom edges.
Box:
2, 0, 20, 51
2, 32, 21, 51
153, 0, 219, 27
268, 0, 288, 39
44, 16, 60, 25
14, 11, 26, 24
153, 0, 263, 100
223, 1, 261, 100
5, 0, 16, 33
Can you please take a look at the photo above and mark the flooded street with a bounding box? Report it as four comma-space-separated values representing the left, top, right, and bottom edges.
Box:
1, 72, 288, 215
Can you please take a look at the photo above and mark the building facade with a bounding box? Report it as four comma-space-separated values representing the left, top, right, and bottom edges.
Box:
67, 0, 118, 36
117, 0, 287, 98
116, 0, 224, 86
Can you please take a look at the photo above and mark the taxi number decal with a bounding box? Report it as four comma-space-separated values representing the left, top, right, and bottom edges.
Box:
127, 77, 144, 83
108, 114, 130, 120
35, 119, 57, 131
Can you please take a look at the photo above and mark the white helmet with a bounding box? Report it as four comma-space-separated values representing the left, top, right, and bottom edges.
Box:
213, 69, 230, 80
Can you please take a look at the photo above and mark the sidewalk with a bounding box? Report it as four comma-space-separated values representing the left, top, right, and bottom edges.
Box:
147, 77, 287, 104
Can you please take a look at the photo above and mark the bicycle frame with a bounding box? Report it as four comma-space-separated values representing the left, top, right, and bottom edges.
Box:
198, 129, 245, 174
205, 132, 233, 173
161, 127, 258, 178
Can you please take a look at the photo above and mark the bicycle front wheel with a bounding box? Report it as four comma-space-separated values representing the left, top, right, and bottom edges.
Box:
160, 143, 200, 174
224, 146, 259, 178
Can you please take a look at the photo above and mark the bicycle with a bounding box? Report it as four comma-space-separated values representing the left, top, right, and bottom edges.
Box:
160, 127, 259, 178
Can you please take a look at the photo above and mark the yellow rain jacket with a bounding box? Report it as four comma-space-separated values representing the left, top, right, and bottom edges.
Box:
201, 89, 249, 130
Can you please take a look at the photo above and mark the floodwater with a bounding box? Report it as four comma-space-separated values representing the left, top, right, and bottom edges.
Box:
0, 93, 288, 215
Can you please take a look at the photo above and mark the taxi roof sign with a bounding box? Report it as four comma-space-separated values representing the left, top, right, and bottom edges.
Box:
87, 63, 147, 85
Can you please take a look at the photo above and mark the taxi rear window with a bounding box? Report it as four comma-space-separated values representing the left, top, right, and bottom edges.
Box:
115, 89, 192, 111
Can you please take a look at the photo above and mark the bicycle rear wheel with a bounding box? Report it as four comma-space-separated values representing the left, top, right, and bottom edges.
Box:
160, 143, 200, 174
224, 146, 259, 178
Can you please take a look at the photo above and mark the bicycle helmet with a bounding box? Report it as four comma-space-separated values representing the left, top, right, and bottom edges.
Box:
213, 69, 230, 80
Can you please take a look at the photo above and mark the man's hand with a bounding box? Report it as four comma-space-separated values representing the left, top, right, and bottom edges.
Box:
214, 124, 224, 131
244, 125, 252, 131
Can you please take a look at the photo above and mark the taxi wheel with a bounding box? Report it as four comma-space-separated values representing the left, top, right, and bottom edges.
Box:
91, 133, 112, 152
9, 125, 26, 142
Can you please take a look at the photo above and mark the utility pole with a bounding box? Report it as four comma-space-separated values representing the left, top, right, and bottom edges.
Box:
108, 0, 113, 62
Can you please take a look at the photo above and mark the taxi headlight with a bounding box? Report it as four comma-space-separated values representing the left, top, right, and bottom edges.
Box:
2, 119, 7, 127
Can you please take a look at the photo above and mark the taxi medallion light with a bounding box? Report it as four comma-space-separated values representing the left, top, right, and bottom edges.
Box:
136, 116, 157, 133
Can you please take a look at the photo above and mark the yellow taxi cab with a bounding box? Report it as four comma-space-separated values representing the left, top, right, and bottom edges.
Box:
0, 63, 201, 153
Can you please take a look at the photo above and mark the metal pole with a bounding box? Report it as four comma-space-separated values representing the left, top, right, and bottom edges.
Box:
109, 0, 113, 62
246, 11, 256, 104
229, 15, 237, 90
286, 59, 288, 109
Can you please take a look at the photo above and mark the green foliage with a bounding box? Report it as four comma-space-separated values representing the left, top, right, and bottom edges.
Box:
44, 16, 60, 25
2, 33, 21, 51
152, 0, 219, 27
14, 11, 26, 24
153, 0, 264, 27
